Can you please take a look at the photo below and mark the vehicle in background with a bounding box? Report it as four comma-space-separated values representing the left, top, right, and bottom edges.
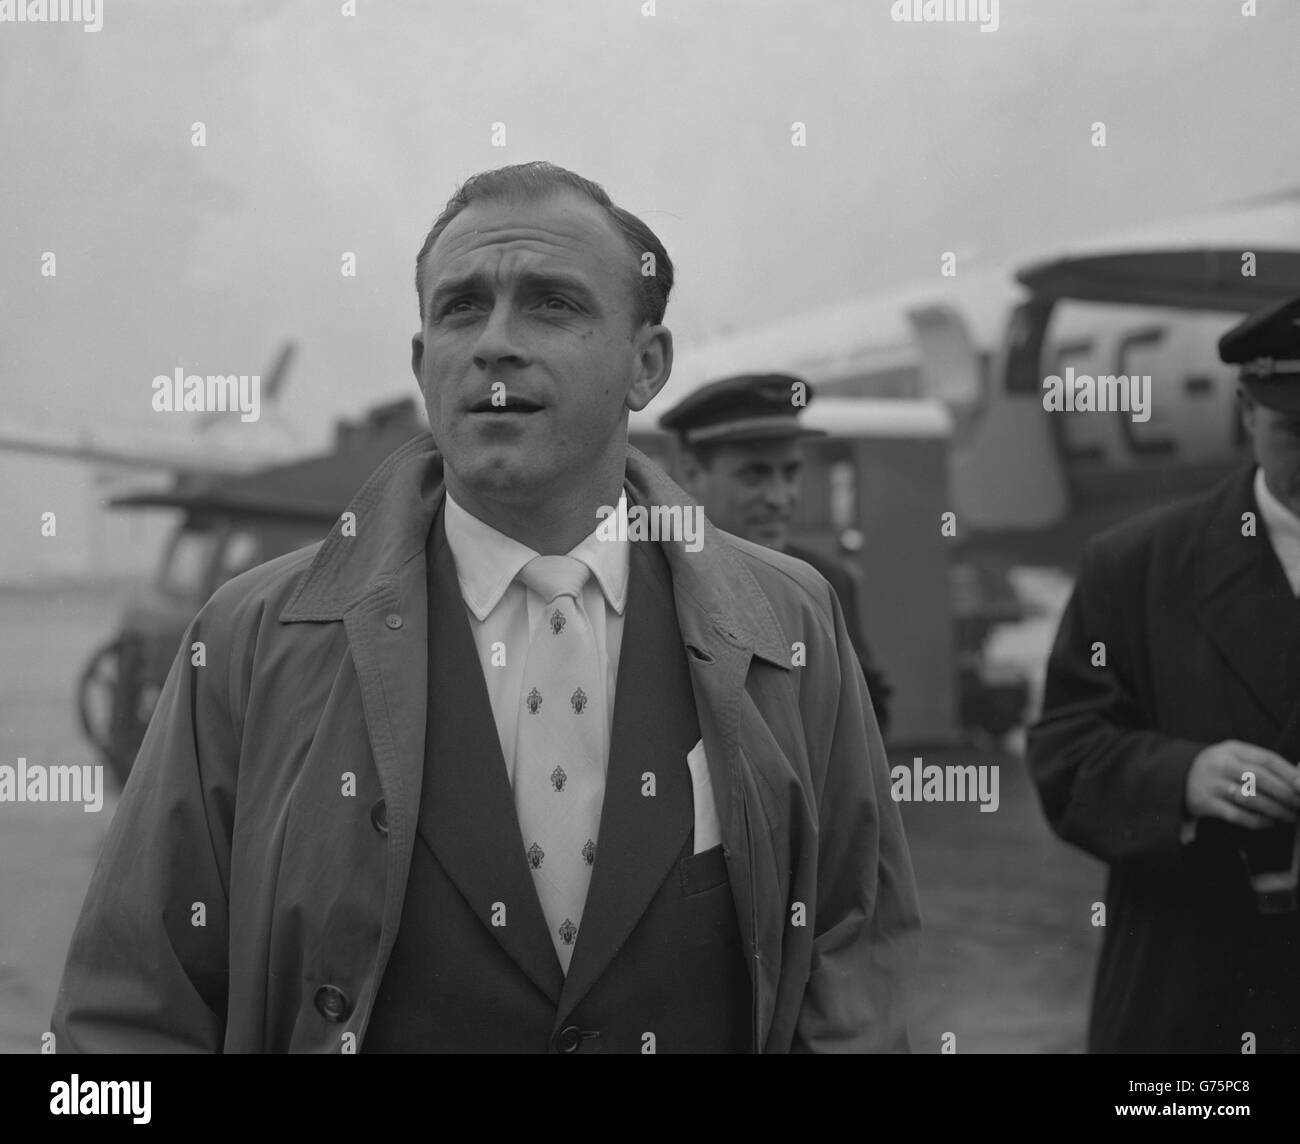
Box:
78, 399, 425, 787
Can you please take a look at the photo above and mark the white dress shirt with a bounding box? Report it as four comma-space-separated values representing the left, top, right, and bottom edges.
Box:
1255, 467, 1300, 597
442, 489, 629, 789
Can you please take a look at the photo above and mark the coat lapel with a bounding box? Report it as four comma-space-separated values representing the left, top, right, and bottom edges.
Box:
340, 584, 427, 1027
1194, 468, 1300, 736
297, 438, 437, 1025
620, 456, 796, 1050
683, 632, 768, 1050
555, 537, 697, 1022
419, 506, 565, 1003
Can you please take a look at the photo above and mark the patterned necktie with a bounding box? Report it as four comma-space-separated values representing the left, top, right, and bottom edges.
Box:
514, 554, 605, 973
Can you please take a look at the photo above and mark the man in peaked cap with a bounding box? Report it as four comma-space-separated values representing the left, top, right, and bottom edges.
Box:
1027, 296, 1300, 1052
1221, 296, 1300, 503
660, 372, 893, 735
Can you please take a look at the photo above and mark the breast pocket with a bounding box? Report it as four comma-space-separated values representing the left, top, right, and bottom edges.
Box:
679, 843, 730, 896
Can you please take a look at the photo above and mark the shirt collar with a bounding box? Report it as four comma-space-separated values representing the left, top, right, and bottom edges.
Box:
1254, 466, 1300, 546
442, 488, 630, 622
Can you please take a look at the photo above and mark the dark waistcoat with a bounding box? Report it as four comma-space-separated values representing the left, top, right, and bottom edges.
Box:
364, 503, 751, 1053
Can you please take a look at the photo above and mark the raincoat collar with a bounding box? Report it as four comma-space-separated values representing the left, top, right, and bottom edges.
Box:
281, 432, 791, 669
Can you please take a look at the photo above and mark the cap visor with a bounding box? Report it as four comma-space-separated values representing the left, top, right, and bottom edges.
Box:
687, 424, 828, 444
1244, 380, 1300, 415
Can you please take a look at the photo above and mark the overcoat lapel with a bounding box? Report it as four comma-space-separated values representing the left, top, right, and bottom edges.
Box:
418, 505, 564, 1003
1194, 468, 1300, 738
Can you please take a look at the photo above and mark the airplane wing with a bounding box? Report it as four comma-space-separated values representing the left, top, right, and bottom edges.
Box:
1017, 248, 1300, 312
0, 421, 254, 476
0, 340, 303, 477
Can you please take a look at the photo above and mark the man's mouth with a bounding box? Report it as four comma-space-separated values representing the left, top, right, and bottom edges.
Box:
468, 395, 544, 414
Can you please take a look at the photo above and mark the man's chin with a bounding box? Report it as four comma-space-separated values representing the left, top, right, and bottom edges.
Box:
749, 525, 788, 549
444, 449, 548, 501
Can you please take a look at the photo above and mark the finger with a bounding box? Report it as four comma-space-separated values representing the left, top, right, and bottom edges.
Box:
1222, 749, 1300, 796
1243, 769, 1300, 811
1227, 743, 1296, 778
1223, 775, 1297, 823
1247, 756, 1300, 788
1233, 788, 1298, 824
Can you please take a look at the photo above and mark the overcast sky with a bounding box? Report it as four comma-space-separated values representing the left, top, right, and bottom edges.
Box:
2, 0, 1299, 575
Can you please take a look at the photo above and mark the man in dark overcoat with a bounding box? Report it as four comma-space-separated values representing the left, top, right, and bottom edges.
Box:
1027, 296, 1300, 1052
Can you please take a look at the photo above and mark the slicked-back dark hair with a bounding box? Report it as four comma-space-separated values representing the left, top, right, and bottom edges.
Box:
414, 161, 673, 329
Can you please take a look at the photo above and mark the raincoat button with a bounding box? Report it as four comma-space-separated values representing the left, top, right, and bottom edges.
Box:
385, 614, 403, 630
370, 798, 388, 835
554, 1025, 584, 1053
314, 985, 351, 1022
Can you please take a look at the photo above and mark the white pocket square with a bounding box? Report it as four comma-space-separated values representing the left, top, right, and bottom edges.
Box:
686, 738, 722, 855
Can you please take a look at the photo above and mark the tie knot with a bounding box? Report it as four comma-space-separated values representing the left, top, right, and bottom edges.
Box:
518, 554, 591, 603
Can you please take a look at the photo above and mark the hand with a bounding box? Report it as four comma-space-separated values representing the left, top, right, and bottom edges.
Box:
1185, 740, 1300, 830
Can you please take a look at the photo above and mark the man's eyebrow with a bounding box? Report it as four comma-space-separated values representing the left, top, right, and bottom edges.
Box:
517, 269, 600, 302
427, 268, 601, 308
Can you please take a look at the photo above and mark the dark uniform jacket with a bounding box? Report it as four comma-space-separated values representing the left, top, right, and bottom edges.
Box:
1027, 465, 1300, 1052
785, 543, 893, 737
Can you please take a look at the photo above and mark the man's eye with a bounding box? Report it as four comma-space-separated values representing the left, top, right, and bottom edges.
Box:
444, 299, 477, 314
540, 296, 576, 312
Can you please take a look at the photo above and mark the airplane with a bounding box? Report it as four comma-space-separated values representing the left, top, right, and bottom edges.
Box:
633, 186, 1300, 567
0, 340, 304, 480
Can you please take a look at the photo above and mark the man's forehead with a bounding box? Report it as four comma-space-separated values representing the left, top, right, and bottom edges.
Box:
721, 441, 806, 466
427, 192, 626, 280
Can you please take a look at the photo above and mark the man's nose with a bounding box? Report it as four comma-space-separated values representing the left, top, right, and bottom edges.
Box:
762, 477, 795, 511
472, 301, 525, 368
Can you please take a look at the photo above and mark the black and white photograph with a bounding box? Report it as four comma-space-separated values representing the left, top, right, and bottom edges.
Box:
1, 0, 1296, 1118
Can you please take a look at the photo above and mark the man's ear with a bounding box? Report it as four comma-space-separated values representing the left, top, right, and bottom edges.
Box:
411, 332, 426, 395
1238, 385, 1257, 434
625, 325, 674, 413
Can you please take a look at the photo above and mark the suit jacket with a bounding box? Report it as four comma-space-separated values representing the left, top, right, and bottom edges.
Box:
785, 542, 893, 736
51, 435, 920, 1052
362, 502, 751, 1051
1026, 465, 1300, 1051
